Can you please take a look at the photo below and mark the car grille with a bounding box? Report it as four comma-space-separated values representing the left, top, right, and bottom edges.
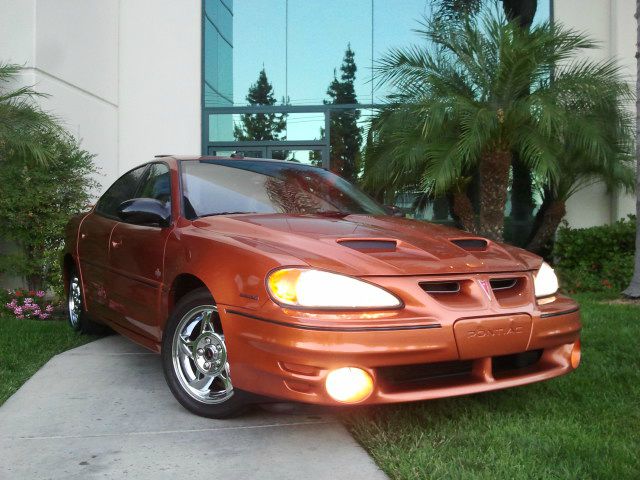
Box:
419, 275, 529, 308
377, 349, 543, 392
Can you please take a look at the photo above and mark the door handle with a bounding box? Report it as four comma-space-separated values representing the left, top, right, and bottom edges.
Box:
111, 239, 123, 249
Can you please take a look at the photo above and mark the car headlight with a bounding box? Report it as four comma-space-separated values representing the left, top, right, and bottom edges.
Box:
267, 268, 402, 309
534, 262, 559, 298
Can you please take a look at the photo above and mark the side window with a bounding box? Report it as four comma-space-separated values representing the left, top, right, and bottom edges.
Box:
137, 163, 171, 207
95, 165, 148, 218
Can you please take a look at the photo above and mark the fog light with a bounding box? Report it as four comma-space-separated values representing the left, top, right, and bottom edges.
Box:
571, 340, 581, 369
325, 367, 374, 403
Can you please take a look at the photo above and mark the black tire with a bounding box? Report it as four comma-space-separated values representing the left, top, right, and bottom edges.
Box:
161, 288, 249, 418
67, 268, 107, 335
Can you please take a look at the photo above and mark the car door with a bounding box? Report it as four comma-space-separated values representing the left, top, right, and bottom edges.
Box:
108, 162, 174, 342
78, 165, 148, 322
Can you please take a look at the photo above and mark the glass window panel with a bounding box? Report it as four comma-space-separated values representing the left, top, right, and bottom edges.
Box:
217, 40, 233, 103
96, 166, 148, 218
232, 0, 286, 106
287, 0, 372, 105
202, 0, 552, 157
270, 149, 323, 166
208, 112, 325, 142
203, 21, 219, 106
221, 0, 232, 14
282, 113, 325, 141
138, 163, 171, 205
216, 0, 233, 44
208, 112, 234, 143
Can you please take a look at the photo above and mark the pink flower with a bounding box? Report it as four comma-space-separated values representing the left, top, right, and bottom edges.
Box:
33, 309, 41, 316
39, 313, 49, 320
13, 307, 23, 315
45, 305, 54, 313
24, 297, 33, 304
36, 290, 45, 298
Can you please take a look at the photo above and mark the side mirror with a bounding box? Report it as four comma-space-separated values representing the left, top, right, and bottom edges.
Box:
384, 204, 405, 218
117, 198, 171, 227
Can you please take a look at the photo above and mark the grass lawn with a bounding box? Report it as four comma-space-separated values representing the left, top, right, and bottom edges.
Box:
0, 316, 97, 406
344, 294, 640, 479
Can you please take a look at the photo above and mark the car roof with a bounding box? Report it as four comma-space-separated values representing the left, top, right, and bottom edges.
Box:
157, 155, 304, 165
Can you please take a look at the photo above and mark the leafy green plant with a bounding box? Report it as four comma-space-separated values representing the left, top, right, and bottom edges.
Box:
0, 63, 61, 164
553, 216, 635, 293
363, 10, 633, 244
0, 129, 98, 296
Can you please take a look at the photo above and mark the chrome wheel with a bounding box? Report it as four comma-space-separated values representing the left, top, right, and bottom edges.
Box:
171, 305, 233, 404
68, 274, 82, 328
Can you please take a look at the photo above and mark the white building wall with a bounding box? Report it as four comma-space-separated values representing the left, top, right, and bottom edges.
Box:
554, 0, 636, 228
118, 0, 201, 172
34, 0, 120, 189
0, 0, 201, 193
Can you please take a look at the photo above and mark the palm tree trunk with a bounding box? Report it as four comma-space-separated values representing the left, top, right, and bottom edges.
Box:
451, 191, 476, 233
623, 0, 640, 298
478, 150, 511, 241
526, 200, 566, 254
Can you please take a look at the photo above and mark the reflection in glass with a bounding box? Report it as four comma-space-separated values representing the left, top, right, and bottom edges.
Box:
181, 159, 385, 219
201, 0, 551, 222
203, 0, 233, 108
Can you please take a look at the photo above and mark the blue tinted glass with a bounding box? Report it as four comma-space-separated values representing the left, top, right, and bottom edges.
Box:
217, 40, 233, 102
201, 0, 551, 152
203, 0, 233, 108
217, 1, 233, 44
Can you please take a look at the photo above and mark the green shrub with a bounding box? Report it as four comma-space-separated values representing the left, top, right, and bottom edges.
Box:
0, 129, 98, 296
553, 216, 635, 293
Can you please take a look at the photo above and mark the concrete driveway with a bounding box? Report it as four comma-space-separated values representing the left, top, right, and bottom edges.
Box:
0, 335, 387, 479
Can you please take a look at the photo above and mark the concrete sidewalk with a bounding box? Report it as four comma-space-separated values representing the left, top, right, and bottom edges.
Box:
0, 335, 387, 479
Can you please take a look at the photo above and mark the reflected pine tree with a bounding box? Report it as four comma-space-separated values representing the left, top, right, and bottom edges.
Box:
310, 46, 363, 183
234, 68, 288, 159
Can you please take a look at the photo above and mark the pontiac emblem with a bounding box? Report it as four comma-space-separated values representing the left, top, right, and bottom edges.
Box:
478, 279, 493, 301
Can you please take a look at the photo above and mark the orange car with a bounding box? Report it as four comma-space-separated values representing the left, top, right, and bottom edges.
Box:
63, 156, 581, 418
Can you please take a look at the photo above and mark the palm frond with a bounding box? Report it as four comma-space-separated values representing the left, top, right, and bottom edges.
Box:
364, 7, 633, 216
0, 63, 60, 164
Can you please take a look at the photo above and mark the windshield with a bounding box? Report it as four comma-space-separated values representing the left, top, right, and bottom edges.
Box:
180, 159, 387, 219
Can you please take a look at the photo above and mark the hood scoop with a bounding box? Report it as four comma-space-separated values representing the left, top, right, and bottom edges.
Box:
450, 238, 488, 252
337, 239, 397, 253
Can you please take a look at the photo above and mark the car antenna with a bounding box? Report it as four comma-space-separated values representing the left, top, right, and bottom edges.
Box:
154, 154, 172, 158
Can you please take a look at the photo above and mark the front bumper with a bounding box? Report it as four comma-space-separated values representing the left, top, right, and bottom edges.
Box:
219, 292, 581, 405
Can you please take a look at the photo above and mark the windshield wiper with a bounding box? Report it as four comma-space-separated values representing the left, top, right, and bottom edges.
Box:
198, 211, 258, 218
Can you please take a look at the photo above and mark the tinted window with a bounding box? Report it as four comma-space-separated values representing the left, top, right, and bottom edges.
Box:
181, 160, 386, 219
138, 163, 171, 206
96, 165, 148, 218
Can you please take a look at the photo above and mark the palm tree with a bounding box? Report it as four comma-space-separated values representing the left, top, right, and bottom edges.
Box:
0, 63, 59, 164
527, 92, 635, 253
363, 12, 633, 242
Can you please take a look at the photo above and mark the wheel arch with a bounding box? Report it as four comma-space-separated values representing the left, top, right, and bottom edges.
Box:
166, 273, 212, 321
62, 253, 76, 296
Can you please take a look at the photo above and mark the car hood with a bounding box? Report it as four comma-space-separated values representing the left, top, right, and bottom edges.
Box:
193, 214, 541, 276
